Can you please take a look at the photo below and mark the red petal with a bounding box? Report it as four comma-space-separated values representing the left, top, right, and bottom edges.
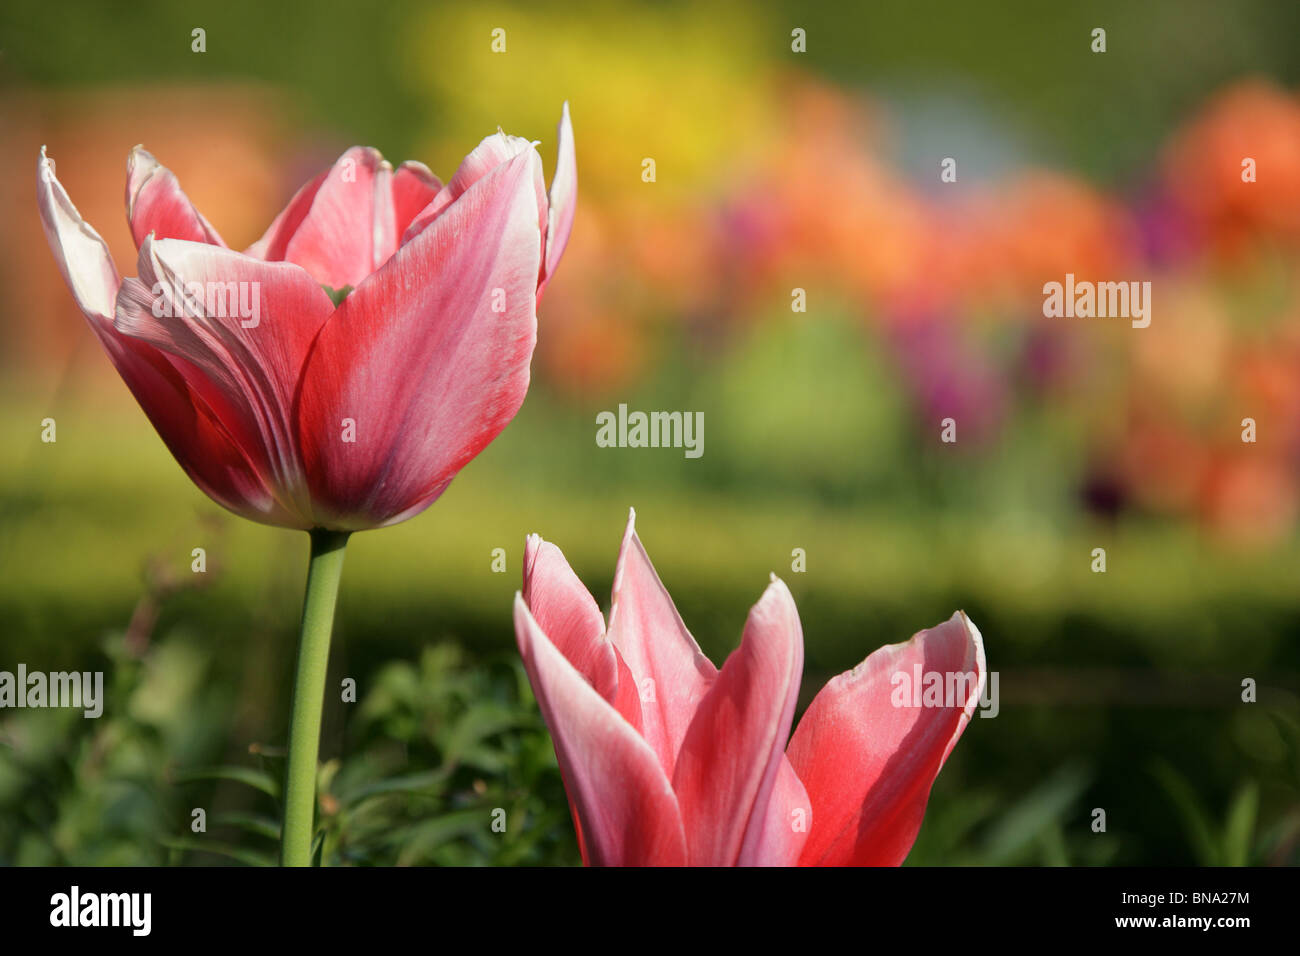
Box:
114, 237, 336, 525
787, 612, 986, 866
244, 169, 328, 260
745, 756, 813, 866
670, 576, 804, 865
606, 509, 717, 778
248, 147, 398, 289
39, 148, 292, 526
514, 595, 687, 866
294, 148, 543, 529
126, 146, 226, 249
522, 534, 642, 731
401, 131, 547, 254
390, 160, 441, 238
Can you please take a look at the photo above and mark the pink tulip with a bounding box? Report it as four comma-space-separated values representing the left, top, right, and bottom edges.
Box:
37, 105, 576, 531
514, 510, 986, 866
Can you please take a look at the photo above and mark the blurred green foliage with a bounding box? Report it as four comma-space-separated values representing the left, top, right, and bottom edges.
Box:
1, 621, 576, 866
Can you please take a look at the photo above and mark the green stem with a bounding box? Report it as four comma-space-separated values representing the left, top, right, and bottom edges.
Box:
280, 528, 349, 866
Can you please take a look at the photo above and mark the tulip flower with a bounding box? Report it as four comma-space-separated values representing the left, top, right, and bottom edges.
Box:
514, 511, 985, 866
38, 105, 576, 865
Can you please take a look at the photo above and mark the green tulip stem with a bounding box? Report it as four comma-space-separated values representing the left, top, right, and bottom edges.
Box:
280, 528, 350, 866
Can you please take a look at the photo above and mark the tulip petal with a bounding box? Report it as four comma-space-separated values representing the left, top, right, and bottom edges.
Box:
401, 131, 548, 254
248, 147, 401, 289
670, 576, 804, 865
514, 594, 687, 866
244, 168, 328, 260
606, 509, 717, 778
126, 146, 226, 248
539, 102, 576, 294
38, 146, 120, 323
283, 146, 392, 288
787, 612, 986, 866
523, 534, 643, 731
390, 160, 441, 237
113, 237, 336, 523
38, 148, 295, 526
295, 148, 544, 529
369, 160, 396, 274
746, 756, 813, 867
367, 161, 443, 271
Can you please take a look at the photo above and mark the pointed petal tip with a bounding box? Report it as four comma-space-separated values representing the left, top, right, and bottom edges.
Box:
126, 146, 160, 195
949, 610, 985, 667
124, 148, 226, 248
748, 574, 801, 642
785, 609, 984, 867
755, 576, 799, 628
523, 533, 544, 586
36, 147, 121, 323
955, 610, 987, 715
540, 101, 576, 290
671, 559, 803, 865
610, 508, 641, 603
396, 158, 437, 178
37, 145, 56, 182
345, 144, 385, 161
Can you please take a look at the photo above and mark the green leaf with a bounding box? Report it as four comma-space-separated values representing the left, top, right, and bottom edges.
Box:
386, 809, 487, 865
209, 812, 280, 841
173, 765, 280, 799
1150, 760, 1219, 866
1039, 822, 1070, 867
338, 768, 449, 808
159, 837, 274, 867
1222, 782, 1258, 867
981, 762, 1091, 865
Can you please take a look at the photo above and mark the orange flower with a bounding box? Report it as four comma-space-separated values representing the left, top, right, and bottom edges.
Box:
1162, 80, 1300, 258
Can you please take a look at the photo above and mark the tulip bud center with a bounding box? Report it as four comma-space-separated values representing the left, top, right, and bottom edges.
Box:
322, 284, 354, 307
